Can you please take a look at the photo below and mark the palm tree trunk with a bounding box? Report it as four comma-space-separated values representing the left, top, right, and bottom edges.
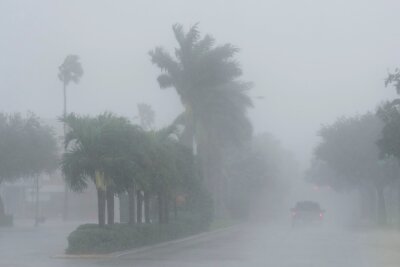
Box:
180, 111, 195, 151
211, 147, 227, 218
137, 190, 143, 223
106, 186, 114, 225
197, 132, 217, 204
97, 188, 106, 227
128, 185, 136, 224
199, 138, 224, 218
144, 191, 150, 223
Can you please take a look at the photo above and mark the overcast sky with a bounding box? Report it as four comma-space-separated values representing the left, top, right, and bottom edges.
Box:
1, 0, 400, 169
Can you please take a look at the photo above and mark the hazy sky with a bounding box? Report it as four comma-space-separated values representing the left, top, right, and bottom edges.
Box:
1, 0, 400, 169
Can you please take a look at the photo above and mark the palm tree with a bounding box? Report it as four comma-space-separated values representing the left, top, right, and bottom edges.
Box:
147, 127, 179, 224
149, 24, 253, 213
61, 114, 105, 226
58, 55, 83, 220
58, 55, 84, 120
100, 115, 145, 225
385, 68, 400, 94
61, 113, 132, 226
61, 112, 196, 225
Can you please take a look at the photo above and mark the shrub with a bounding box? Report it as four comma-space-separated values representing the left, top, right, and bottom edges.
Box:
67, 184, 214, 254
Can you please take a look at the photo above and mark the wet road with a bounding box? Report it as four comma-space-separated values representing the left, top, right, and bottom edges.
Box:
0, 221, 389, 267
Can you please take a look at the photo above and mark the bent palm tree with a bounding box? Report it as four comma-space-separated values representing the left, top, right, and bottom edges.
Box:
58, 55, 84, 120
149, 24, 253, 213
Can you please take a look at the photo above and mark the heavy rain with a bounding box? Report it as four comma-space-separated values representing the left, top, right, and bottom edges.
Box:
1, 1, 400, 267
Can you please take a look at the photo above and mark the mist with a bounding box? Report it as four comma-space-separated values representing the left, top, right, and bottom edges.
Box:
2, 0, 400, 167
1, 1, 400, 266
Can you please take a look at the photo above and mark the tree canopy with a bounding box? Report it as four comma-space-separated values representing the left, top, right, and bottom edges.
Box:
149, 23, 253, 150
0, 112, 58, 220
313, 114, 384, 189
58, 55, 84, 86
0, 112, 58, 183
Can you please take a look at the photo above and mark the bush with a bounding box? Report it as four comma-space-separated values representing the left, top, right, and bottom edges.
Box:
67, 182, 214, 254
67, 217, 210, 254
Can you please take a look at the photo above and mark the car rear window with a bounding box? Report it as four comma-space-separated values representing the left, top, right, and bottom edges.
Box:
295, 201, 320, 211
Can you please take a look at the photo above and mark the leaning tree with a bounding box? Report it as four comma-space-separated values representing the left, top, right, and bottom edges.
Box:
149, 24, 253, 213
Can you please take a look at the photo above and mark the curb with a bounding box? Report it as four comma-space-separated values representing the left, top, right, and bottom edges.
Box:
52, 224, 240, 260
114, 224, 240, 258
51, 254, 113, 259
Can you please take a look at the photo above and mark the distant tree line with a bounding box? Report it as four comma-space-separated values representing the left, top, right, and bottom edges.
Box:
307, 68, 400, 226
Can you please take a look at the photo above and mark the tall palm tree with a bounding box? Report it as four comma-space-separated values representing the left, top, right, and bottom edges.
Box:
58, 55, 84, 120
149, 24, 253, 213
58, 55, 83, 220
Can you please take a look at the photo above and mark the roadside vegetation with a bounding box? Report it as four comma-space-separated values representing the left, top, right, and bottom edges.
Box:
0, 24, 299, 254
60, 24, 289, 254
306, 69, 400, 228
62, 24, 286, 254
0, 113, 58, 226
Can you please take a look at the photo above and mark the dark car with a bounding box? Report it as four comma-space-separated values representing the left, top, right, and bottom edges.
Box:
291, 201, 325, 227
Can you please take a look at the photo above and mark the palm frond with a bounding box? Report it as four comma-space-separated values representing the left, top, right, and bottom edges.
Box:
206, 44, 240, 61
58, 55, 83, 85
194, 34, 215, 55
172, 24, 185, 48
184, 23, 200, 48
157, 73, 174, 89
62, 147, 92, 192
149, 47, 180, 75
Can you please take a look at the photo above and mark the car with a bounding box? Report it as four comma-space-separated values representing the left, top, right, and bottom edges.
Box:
291, 201, 325, 227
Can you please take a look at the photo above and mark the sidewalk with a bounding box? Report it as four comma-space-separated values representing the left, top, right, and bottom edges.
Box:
364, 229, 400, 266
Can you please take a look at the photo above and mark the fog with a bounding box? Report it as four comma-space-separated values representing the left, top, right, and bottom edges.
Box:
2, 1, 400, 266
2, 0, 400, 168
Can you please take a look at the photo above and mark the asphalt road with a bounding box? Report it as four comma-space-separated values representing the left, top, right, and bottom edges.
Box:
0, 221, 390, 267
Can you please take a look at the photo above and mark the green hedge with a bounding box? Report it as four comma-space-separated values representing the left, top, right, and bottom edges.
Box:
66, 215, 210, 254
